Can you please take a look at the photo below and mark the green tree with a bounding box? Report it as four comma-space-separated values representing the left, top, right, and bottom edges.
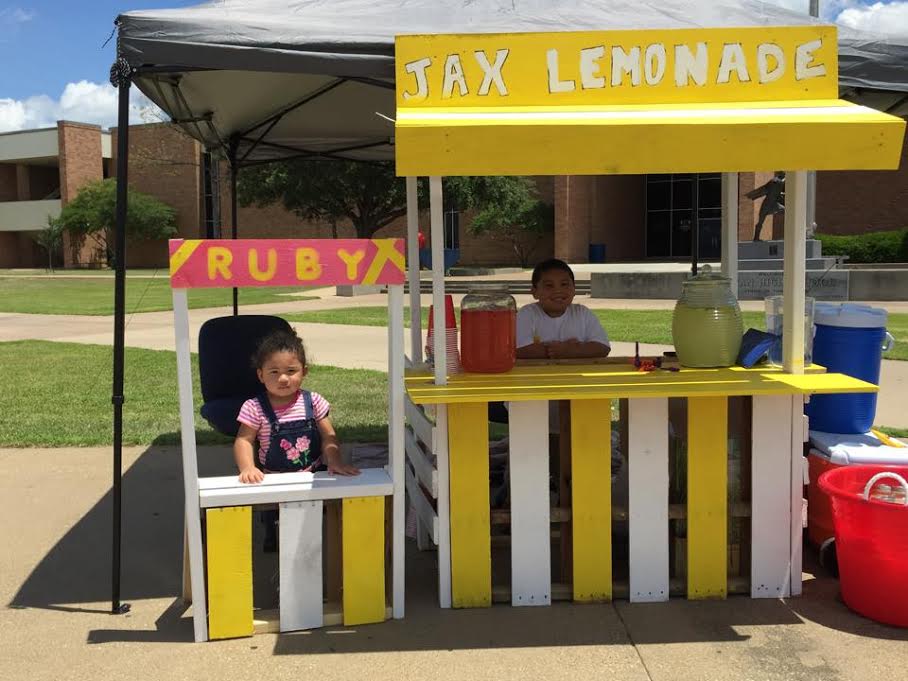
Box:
32, 216, 65, 272
446, 176, 554, 267
238, 160, 413, 239
238, 161, 552, 265
56, 178, 177, 267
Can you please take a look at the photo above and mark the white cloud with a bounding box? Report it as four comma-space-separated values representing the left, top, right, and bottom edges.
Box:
837, 1, 908, 35
0, 7, 35, 24
0, 81, 164, 133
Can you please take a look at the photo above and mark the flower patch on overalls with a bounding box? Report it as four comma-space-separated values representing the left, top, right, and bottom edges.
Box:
257, 391, 323, 472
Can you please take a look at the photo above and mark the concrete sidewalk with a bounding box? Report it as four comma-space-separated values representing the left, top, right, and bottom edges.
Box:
3, 444, 907, 681
2, 290, 906, 428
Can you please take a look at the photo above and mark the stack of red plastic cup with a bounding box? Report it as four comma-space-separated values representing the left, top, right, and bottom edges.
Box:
425, 294, 461, 374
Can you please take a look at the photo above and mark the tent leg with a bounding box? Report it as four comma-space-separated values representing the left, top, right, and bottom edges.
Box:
229, 141, 239, 316
111, 73, 131, 616
721, 173, 739, 295
406, 177, 422, 364
782, 171, 808, 374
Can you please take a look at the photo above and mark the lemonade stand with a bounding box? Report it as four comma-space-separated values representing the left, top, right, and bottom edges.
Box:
395, 26, 904, 607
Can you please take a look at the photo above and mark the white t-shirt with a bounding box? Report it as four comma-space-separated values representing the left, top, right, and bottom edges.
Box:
516, 303, 610, 349
514, 303, 610, 432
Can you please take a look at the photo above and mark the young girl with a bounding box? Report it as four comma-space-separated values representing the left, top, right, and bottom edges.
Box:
234, 329, 359, 484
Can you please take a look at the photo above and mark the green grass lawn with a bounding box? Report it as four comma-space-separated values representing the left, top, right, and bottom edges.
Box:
287, 307, 908, 361
0, 276, 317, 315
0, 341, 387, 447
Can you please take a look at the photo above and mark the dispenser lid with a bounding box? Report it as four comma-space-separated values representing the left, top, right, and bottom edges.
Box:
682, 264, 731, 286
814, 303, 888, 329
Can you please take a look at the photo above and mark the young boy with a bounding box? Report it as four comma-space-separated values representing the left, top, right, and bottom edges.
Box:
517, 259, 610, 360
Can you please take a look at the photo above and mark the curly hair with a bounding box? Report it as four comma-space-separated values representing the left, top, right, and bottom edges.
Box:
252, 328, 307, 369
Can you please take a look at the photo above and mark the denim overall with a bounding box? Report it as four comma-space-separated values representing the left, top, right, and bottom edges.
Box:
257, 390, 324, 473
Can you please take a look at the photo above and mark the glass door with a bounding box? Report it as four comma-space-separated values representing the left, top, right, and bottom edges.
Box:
646, 173, 721, 259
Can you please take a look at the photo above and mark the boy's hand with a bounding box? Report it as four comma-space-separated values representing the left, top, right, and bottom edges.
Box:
327, 459, 360, 476
545, 339, 580, 359
238, 467, 265, 484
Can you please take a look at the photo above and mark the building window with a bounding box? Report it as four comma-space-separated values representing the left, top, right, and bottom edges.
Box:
645, 173, 722, 259
443, 205, 460, 250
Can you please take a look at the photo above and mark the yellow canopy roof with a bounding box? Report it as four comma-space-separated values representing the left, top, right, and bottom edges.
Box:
394, 27, 906, 176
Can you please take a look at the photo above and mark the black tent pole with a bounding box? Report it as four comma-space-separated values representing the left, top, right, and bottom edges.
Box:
691, 174, 700, 276
110, 61, 131, 615
229, 139, 239, 316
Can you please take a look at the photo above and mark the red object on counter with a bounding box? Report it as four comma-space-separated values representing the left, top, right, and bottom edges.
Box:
460, 309, 516, 373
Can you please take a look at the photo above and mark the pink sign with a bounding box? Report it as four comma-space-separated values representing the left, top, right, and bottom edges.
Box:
169, 238, 405, 289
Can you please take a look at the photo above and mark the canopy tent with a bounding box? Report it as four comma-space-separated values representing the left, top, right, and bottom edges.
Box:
107, 0, 908, 614
115, 0, 908, 166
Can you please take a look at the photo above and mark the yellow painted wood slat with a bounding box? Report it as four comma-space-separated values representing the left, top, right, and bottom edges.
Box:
404, 365, 876, 405
396, 108, 904, 176
448, 402, 492, 608
342, 496, 387, 626
206, 506, 253, 640
687, 397, 729, 600
571, 400, 612, 602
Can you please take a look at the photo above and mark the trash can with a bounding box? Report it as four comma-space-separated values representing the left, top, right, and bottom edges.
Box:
805, 304, 894, 434
588, 243, 606, 263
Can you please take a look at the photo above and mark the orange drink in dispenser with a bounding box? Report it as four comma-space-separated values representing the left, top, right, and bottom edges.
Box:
460, 284, 516, 373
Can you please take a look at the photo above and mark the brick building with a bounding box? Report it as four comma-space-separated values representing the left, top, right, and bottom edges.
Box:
0, 122, 111, 268
2, 120, 906, 269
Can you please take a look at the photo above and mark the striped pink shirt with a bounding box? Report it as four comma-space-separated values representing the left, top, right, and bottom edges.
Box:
237, 391, 330, 467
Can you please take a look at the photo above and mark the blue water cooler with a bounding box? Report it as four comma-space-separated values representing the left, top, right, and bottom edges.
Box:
806, 304, 894, 434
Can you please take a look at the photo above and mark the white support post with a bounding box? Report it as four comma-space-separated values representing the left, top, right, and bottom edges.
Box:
172, 288, 208, 642
388, 284, 406, 619
789, 395, 807, 596
406, 177, 423, 365
435, 404, 452, 608
721, 173, 739, 296
782, 170, 808, 374
429, 176, 446, 386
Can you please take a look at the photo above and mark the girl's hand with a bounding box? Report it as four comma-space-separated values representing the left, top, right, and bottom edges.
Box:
238, 467, 265, 484
327, 460, 360, 476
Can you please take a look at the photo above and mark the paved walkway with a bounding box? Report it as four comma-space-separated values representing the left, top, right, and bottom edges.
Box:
2, 290, 906, 428
2, 444, 906, 681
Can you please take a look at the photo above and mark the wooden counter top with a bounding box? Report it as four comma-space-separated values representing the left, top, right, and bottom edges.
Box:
405, 361, 877, 404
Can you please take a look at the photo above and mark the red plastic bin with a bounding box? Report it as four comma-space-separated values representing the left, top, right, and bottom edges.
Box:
819, 465, 908, 628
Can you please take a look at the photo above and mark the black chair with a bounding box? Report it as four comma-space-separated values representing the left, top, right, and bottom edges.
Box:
488, 401, 509, 424
198, 315, 294, 437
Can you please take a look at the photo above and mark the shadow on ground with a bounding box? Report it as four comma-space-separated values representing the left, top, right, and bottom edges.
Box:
9, 444, 908, 653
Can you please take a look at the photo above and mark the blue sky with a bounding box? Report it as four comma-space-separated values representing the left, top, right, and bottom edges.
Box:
1, 1, 906, 132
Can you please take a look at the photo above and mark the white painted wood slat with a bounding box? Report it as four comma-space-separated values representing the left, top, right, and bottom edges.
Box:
628, 398, 670, 603
406, 396, 437, 453
279, 501, 324, 632
508, 401, 551, 607
198, 468, 393, 508
405, 464, 439, 544
751, 395, 794, 598
405, 426, 438, 497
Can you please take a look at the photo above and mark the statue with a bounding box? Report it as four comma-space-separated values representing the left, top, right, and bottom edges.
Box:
745, 171, 785, 241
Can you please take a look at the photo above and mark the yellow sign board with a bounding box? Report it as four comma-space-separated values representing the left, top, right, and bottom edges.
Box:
395, 26, 838, 108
